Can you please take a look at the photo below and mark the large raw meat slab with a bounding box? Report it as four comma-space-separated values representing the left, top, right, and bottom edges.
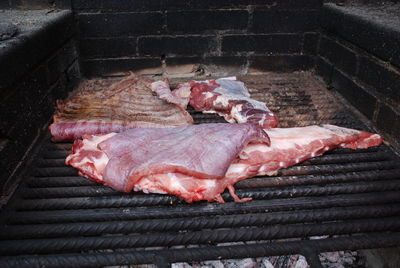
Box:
226, 125, 383, 181
66, 124, 381, 203
178, 77, 279, 128
67, 123, 270, 202
49, 73, 193, 141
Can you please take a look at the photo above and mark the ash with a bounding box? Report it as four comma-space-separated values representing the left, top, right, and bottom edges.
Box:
170, 251, 364, 268
102, 250, 365, 268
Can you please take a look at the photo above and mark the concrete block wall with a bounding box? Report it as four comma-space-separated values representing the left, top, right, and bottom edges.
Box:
316, 3, 400, 148
0, 10, 79, 194
72, 0, 321, 77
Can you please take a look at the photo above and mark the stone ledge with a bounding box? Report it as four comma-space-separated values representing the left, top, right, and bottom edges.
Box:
0, 9, 75, 89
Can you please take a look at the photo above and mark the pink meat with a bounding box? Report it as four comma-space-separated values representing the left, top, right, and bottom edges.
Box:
66, 124, 382, 203
226, 125, 383, 182
67, 133, 246, 202
66, 133, 116, 183
151, 79, 191, 111
50, 121, 169, 143
183, 77, 279, 128
98, 123, 269, 192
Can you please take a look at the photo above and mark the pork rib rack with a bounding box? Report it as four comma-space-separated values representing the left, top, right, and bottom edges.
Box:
49, 73, 193, 141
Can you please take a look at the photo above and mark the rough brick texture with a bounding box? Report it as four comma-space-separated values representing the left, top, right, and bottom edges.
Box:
251, 10, 318, 33
138, 36, 217, 57
317, 3, 400, 148
222, 34, 302, 54
72, 0, 321, 77
166, 10, 248, 34
0, 11, 80, 195
321, 3, 400, 68
78, 13, 164, 37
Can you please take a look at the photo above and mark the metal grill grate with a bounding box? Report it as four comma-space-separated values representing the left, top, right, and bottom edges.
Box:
1, 72, 400, 268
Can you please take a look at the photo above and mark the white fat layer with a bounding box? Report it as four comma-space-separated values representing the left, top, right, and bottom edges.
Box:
82, 133, 117, 150
230, 104, 246, 123
213, 94, 230, 107
135, 173, 217, 196
203, 91, 215, 99
228, 125, 370, 179
225, 163, 248, 175
242, 126, 335, 155
213, 85, 270, 112
66, 133, 116, 181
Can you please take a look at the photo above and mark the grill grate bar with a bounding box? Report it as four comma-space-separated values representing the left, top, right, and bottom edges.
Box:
5, 191, 400, 224
277, 161, 398, 176
33, 167, 78, 177
1, 217, 400, 255
25, 177, 98, 188
14, 180, 400, 210
37, 159, 68, 167
237, 169, 400, 188
1, 204, 399, 240
20, 186, 118, 199
2, 233, 400, 268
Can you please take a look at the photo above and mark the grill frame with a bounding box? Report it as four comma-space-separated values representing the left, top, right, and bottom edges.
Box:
1, 73, 400, 267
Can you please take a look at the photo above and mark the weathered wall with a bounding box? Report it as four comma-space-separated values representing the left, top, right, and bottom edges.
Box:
316, 3, 400, 148
0, 10, 79, 194
72, 0, 321, 77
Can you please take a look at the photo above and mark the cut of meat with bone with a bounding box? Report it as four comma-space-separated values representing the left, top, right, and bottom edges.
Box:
226, 125, 383, 182
66, 124, 382, 203
66, 123, 270, 202
66, 133, 116, 183
50, 73, 193, 141
182, 77, 279, 128
151, 79, 191, 111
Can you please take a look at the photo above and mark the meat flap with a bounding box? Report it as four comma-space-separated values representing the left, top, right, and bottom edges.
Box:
97, 123, 270, 192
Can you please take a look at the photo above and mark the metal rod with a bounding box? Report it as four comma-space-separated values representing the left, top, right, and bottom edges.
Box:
1, 204, 399, 240
1, 216, 400, 255
237, 169, 400, 188
15, 180, 400, 210
1, 233, 400, 268
5, 191, 400, 224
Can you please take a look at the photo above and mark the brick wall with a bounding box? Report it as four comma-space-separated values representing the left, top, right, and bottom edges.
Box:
0, 10, 79, 194
316, 3, 400, 148
72, 0, 321, 77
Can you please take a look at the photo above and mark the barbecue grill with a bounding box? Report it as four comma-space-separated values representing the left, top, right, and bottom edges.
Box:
1, 1, 400, 267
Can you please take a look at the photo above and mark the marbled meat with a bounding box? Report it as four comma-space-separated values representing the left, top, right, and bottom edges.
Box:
49, 73, 193, 141
178, 77, 279, 128
66, 123, 270, 203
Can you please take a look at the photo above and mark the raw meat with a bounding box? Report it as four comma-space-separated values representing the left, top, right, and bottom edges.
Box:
66, 133, 116, 183
66, 123, 270, 202
66, 124, 382, 203
179, 77, 279, 128
151, 79, 191, 111
49, 73, 193, 141
225, 125, 383, 182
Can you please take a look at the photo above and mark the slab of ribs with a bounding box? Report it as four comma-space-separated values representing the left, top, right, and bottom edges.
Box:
66, 123, 381, 203
49, 73, 193, 142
